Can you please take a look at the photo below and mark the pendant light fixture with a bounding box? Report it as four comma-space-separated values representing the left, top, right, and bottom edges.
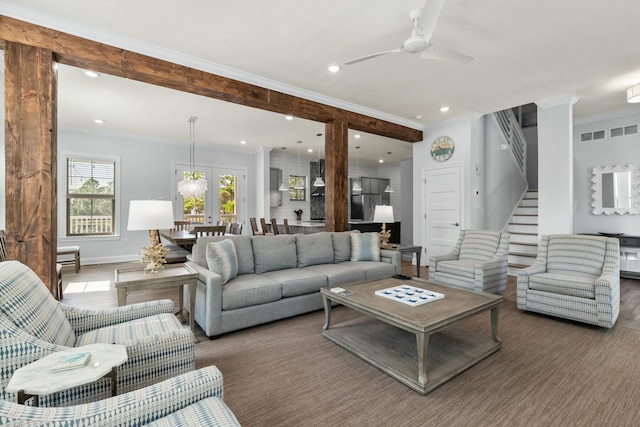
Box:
352, 145, 362, 192
313, 133, 325, 187
294, 140, 305, 190
178, 116, 208, 198
383, 151, 393, 192
279, 147, 288, 191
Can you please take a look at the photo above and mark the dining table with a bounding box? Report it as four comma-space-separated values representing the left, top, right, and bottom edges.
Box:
159, 229, 197, 247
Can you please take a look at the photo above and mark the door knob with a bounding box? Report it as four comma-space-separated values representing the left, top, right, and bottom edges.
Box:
451, 222, 459, 226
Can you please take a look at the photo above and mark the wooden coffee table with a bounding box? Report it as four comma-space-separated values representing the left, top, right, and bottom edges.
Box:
321, 277, 502, 394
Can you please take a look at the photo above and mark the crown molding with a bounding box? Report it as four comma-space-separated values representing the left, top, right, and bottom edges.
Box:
574, 105, 640, 126
536, 94, 579, 109
422, 112, 484, 133
0, 2, 422, 132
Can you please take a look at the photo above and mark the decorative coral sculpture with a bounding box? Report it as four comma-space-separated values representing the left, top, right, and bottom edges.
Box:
139, 232, 168, 273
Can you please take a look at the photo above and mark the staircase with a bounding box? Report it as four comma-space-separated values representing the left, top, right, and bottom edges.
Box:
507, 190, 538, 276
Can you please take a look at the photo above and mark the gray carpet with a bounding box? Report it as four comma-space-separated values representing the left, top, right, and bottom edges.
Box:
195, 279, 640, 427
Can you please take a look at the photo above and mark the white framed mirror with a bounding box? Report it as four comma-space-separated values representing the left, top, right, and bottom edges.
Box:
591, 164, 640, 215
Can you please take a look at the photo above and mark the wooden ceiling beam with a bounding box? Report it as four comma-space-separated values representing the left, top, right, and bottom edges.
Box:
0, 16, 423, 143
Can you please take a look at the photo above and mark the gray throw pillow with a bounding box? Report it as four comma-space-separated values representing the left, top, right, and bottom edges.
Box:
350, 232, 381, 262
206, 240, 239, 284
252, 235, 297, 273
296, 232, 334, 268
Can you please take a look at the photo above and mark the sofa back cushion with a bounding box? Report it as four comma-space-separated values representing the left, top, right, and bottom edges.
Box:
332, 231, 357, 263
350, 232, 381, 262
0, 261, 76, 347
296, 232, 334, 268
547, 235, 607, 277
194, 235, 254, 274
458, 230, 501, 262
206, 240, 239, 284
253, 235, 297, 273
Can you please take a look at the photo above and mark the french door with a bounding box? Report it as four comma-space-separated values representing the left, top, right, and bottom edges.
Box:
174, 164, 246, 227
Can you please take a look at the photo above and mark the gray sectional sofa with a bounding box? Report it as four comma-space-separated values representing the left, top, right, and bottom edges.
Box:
186, 231, 401, 338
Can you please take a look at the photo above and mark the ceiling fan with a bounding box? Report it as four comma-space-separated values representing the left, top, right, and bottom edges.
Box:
345, 0, 473, 66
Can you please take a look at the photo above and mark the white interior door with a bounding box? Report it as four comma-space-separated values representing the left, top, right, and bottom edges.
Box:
423, 164, 462, 260
175, 164, 246, 228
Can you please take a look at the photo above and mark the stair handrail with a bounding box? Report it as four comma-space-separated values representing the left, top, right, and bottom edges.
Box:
493, 109, 527, 174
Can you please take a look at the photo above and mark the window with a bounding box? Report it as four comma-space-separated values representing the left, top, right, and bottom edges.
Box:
289, 175, 306, 201
66, 157, 116, 236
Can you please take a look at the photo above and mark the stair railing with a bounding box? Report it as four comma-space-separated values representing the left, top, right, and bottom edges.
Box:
493, 109, 527, 174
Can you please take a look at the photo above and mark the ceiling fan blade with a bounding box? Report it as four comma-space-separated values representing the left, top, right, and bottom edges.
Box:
421, 41, 473, 64
344, 48, 402, 66
419, 0, 445, 42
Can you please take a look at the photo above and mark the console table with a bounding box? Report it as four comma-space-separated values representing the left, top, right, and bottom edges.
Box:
619, 235, 640, 279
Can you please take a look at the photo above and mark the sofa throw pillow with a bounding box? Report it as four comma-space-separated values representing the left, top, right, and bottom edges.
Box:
350, 232, 381, 262
296, 232, 334, 268
206, 240, 239, 285
253, 235, 297, 273
332, 230, 358, 263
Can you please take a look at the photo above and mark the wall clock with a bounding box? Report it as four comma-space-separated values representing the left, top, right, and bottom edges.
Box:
431, 136, 455, 162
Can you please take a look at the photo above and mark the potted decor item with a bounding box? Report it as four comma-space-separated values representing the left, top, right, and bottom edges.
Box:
294, 209, 303, 222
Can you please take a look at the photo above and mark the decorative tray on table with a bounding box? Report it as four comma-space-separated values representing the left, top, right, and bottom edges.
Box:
375, 285, 444, 307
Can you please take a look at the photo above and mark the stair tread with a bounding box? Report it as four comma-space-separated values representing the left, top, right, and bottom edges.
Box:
513, 214, 538, 216
509, 222, 538, 226
508, 232, 538, 236
509, 252, 537, 257
511, 242, 538, 246
509, 262, 531, 269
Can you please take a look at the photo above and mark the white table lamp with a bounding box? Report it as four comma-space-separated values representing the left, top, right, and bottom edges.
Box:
373, 205, 394, 248
127, 200, 175, 272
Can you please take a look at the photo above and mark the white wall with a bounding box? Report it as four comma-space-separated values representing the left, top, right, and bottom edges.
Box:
400, 158, 413, 245
58, 129, 258, 264
483, 115, 528, 230
573, 108, 640, 235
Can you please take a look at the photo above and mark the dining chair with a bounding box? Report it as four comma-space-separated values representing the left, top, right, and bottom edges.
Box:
229, 222, 243, 235
0, 230, 6, 261
172, 220, 191, 231
259, 218, 273, 235
283, 218, 291, 234
193, 225, 226, 237
270, 218, 280, 235
249, 218, 263, 236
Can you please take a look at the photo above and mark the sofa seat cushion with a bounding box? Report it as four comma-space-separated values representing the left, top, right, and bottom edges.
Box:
263, 268, 328, 297
306, 263, 365, 287
528, 273, 596, 299
347, 261, 396, 281
75, 313, 182, 346
458, 230, 501, 262
253, 235, 297, 273
296, 232, 334, 268
145, 396, 241, 427
0, 260, 76, 347
221, 274, 282, 310
437, 259, 478, 279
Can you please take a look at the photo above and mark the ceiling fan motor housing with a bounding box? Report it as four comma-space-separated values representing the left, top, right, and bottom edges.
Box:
403, 35, 428, 54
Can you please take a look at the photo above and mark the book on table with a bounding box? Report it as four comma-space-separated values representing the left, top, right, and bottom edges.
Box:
50, 351, 91, 372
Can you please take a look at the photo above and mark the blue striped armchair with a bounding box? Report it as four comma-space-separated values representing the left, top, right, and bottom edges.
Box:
0, 366, 240, 426
429, 230, 510, 294
0, 260, 195, 406
517, 234, 620, 328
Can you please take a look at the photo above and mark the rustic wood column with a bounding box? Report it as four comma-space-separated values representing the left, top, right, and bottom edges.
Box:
324, 121, 349, 232
4, 41, 58, 296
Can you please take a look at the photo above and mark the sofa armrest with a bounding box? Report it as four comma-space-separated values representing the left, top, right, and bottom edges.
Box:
429, 253, 458, 272
594, 273, 620, 328
380, 249, 402, 274
0, 366, 230, 425
61, 299, 175, 335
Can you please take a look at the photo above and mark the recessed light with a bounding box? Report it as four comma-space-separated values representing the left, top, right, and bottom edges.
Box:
84, 70, 100, 78
414, 114, 423, 120
440, 106, 450, 113
94, 119, 104, 124
354, 134, 361, 139
285, 115, 294, 121
327, 64, 341, 73
379, 159, 384, 163
240, 140, 247, 145
308, 148, 313, 153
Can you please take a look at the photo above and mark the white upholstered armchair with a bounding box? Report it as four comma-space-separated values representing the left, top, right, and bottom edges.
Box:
429, 230, 510, 294
0, 260, 195, 406
517, 234, 620, 328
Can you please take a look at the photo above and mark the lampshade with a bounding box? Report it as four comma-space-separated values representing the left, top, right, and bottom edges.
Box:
279, 181, 288, 191
384, 184, 394, 193
127, 200, 175, 230
628, 84, 640, 103
373, 205, 394, 224
313, 176, 325, 187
